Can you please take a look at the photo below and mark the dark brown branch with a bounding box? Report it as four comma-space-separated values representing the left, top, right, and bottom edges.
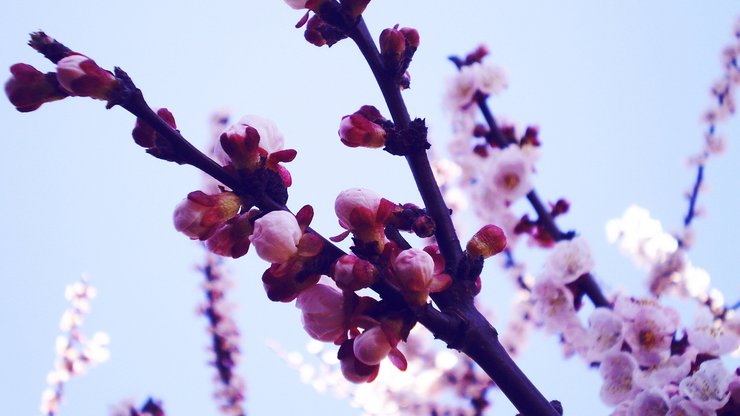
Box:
345, 15, 559, 416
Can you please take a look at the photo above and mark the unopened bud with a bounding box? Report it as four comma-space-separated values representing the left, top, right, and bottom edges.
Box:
132, 108, 176, 149
338, 339, 379, 383
411, 215, 435, 238
296, 283, 346, 342
399, 27, 420, 49
331, 255, 377, 291
173, 191, 241, 240
380, 26, 406, 64
5, 63, 67, 112
339, 105, 387, 148
55, 54, 117, 100
250, 211, 302, 264
466, 224, 507, 258
353, 327, 392, 366
205, 211, 255, 259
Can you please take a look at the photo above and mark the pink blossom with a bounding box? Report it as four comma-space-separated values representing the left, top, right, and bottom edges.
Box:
353, 327, 393, 366
479, 146, 533, 203
666, 396, 714, 416
474, 63, 509, 96
531, 279, 577, 332
678, 359, 732, 410
687, 307, 740, 355
628, 388, 669, 416
335, 188, 382, 229
599, 352, 640, 406
618, 299, 679, 367
338, 339, 379, 383
581, 307, 624, 362
250, 211, 302, 264
295, 283, 346, 343
444, 64, 479, 110
173, 191, 241, 240
392, 248, 450, 304
544, 236, 595, 284
55, 54, 117, 100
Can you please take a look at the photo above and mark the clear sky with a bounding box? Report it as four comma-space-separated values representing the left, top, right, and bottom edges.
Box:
1, 1, 738, 415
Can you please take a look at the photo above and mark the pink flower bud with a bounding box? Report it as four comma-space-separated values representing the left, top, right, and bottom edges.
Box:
173, 191, 241, 240
466, 224, 507, 258
335, 188, 382, 230
380, 27, 406, 63
5, 63, 67, 112
205, 211, 255, 259
55, 54, 117, 100
338, 105, 387, 149
399, 27, 420, 49
331, 255, 377, 291
338, 339, 379, 383
393, 248, 435, 293
132, 108, 176, 149
295, 283, 346, 342
250, 211, 302, 264
216, 115, 285, 168
353, 326, 392, 366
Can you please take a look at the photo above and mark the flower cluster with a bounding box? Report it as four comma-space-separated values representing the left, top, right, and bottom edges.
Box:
41, 276, 110, 415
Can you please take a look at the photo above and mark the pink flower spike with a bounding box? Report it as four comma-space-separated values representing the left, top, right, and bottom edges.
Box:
250, 211, 302, 264
55, 54, 118, 100
173, 191, 241, 240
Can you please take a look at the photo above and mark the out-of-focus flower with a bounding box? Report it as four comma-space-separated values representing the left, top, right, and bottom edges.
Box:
532, 278, 577, 332
338, 105, 387, 149
474, 63, 508, 96
628, 388, 669, 416
173, 191, 241, 241
444, 64, 479, 110
679, 359, 733, 410
250, 211, 303, 264
599, 352, 639, 406
479, 146, 534, 203
55, 54, 118, 100
5, 63, 66, 112
616, 297, 679, 367
543, 236, 594, 284
296, 283, 347, 343
580, 308, 624, 362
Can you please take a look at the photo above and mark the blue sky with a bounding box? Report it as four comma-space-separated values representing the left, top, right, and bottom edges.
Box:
1, 1, 738, 415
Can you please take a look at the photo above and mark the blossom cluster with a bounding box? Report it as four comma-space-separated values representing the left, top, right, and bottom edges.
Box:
41, 276, 110, 415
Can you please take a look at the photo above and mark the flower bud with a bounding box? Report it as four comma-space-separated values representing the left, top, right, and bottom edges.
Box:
353, 326, 392, 366
55, 54, 118, 100
5, 63, 67, 112
338, 105, 387, 149
173, 191, 241, 240
335, 188, 382, 230
399, 27, 420, 49
250, 211, 302, 264
132, 108, 176, 149
466, 224, 507, 258
393, 248, 434, 293
205, 211, 255, 258
296, 283, 346, 342
216, 115, 285, 166
411, 215, 436, 238
338, 339, 379, 383
331, 255, 377, 291
380, 27, 406, 64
